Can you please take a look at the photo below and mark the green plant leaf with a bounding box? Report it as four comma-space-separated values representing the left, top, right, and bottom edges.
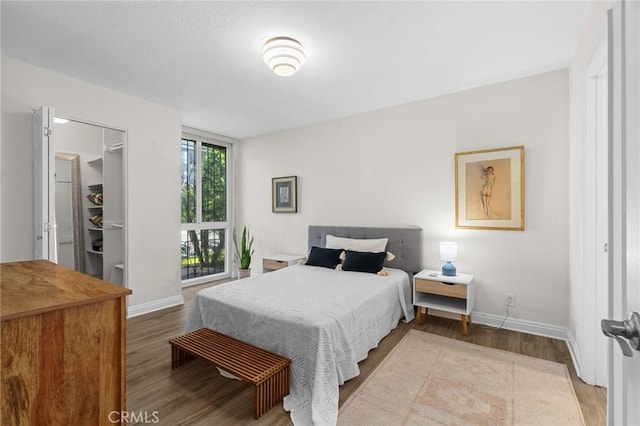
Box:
233, 225, 254, 269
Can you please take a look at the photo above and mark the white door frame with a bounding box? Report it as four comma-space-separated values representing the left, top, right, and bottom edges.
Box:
581, 35, 609, 387
35, 107, 130, 289
33, 106, 57, 262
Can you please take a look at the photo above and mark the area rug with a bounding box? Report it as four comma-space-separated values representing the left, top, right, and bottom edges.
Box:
339, 330, 585, 425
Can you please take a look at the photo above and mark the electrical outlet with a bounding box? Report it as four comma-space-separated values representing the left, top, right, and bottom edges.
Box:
505, 293, 515, 307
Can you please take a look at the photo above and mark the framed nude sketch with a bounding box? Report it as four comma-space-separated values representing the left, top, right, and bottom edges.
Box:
455, 146, 524, 230
272, 176, 297, 213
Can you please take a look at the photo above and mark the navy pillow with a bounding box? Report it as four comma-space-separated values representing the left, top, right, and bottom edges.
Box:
305, 246, 343, 269
342, 250, 386, 274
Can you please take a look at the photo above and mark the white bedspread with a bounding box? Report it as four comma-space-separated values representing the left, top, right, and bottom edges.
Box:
185, 264, 414, 425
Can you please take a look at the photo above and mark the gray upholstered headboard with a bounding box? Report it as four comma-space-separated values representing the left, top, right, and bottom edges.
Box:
308, 225, 422, 273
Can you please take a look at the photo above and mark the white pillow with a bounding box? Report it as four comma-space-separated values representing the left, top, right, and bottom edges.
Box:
325, 234, 388, 253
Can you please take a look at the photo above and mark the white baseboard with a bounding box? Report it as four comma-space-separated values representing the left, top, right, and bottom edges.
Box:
127, 294, 184, 318
471, 311, 570, 340
473, 311, 584, 379
425, 309, 582, 374
564, 329, 582, 378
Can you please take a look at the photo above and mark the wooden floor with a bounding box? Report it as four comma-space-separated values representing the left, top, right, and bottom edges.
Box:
126, 280, 606, 425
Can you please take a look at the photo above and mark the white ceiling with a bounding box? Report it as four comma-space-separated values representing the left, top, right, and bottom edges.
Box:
1, 1, 589, 139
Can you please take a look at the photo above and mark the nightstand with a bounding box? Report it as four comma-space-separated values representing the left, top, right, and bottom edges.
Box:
262, 254, 305, 273
413, 269, 475, 335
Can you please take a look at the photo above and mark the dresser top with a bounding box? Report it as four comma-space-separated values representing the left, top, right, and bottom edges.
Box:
1, 260, 131, 321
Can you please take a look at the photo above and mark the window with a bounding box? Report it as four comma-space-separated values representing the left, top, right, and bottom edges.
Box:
181, 132, 233, 284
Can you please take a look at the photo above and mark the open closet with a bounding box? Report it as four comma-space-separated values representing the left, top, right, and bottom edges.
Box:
34, 106, 126, 285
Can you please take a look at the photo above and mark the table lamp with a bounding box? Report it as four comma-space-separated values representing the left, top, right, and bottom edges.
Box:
440, 242, 458, 276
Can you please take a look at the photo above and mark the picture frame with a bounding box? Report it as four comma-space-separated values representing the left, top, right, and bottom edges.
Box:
272, 176, 297, 213
455, 146, 524, 230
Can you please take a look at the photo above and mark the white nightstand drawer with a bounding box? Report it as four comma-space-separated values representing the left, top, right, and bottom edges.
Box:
263, 259, 288, 271
262, 254, 306, 273
415, 278, 467, 299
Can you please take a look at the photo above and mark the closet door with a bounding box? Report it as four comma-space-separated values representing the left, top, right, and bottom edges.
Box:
32, 106, 56, 261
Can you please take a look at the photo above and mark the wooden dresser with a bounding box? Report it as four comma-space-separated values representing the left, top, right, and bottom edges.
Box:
1, 260, 132, 425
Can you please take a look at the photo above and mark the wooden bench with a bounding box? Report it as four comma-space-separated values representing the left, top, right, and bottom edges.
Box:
169, 328, 291, 419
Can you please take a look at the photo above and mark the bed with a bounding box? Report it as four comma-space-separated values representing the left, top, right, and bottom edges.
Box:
186, 225, 422, 425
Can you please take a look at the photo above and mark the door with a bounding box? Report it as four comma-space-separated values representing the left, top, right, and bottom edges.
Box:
32, 105, 57, 262
603, 2, 640, 424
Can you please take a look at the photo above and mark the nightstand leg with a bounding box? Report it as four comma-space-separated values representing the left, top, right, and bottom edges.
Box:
415, 307, 422, 325
461, 314, 468, 335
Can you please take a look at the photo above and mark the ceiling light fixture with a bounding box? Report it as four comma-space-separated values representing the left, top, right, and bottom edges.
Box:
263, 36, 305, 77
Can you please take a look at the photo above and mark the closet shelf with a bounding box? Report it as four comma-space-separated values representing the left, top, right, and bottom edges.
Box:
88, 157, 103, 166
80, 127, 124, 285
106, 143, 123, 152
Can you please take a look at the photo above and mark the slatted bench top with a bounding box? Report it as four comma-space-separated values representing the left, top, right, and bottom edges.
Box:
169, 328, 292, 419
169, 328, 291, 384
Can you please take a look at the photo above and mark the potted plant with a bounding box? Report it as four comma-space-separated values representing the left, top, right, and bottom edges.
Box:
233, 226, 254, 279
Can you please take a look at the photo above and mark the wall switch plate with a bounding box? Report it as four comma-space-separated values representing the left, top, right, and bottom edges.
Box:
505, 293, 515, 307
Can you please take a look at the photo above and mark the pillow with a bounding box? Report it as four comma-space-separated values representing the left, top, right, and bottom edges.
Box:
339, 249, 395, 262
305, 246, 344, 269
325, 234, 388, 253
335, 263, 388, 275
341, 250, 386, 274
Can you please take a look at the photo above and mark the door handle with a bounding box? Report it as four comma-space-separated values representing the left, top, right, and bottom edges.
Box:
601, 312, 640, 357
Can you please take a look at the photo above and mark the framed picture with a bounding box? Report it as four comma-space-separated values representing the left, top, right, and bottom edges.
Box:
455, 146, 524, 230
272, 176, 297, 213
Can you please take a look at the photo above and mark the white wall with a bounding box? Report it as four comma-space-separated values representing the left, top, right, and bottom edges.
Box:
238, 70, 570, 326
1, 57, 183, 309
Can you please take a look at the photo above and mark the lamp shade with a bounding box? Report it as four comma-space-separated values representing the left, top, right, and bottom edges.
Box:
439, 242, 458, 262
263, 36, 305, 77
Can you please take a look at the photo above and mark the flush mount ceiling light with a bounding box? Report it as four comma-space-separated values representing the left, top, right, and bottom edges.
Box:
263, 36, 305, 77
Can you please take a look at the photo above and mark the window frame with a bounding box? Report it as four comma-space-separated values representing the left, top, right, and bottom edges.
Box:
181, 128, 235, 287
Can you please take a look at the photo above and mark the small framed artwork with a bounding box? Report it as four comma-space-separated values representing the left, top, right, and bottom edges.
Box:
272, 176, 297, 213
455, 146, 524, 230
